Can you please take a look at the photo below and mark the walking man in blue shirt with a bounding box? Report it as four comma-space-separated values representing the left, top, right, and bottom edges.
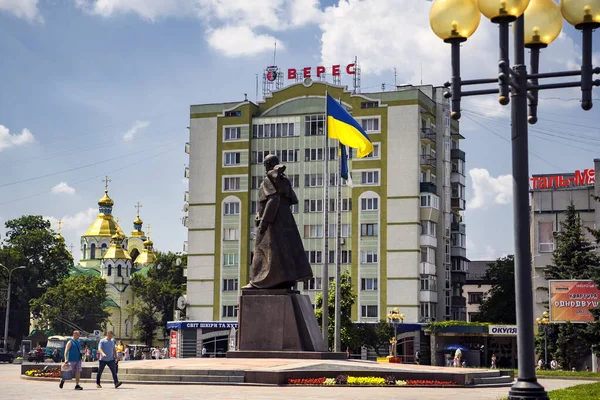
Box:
96, 331, 122, 389
60, 330, 83, 390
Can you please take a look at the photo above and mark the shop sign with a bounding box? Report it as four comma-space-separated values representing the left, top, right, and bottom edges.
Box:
489, 325, 518, 336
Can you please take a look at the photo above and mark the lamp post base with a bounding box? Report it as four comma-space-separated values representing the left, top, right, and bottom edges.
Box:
508, 379, 549, 400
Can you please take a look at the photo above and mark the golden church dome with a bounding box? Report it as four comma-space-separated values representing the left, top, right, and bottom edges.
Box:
84, 214, 125, 237
143, 238, 153, 247
98, 190, 114, 207
55, 234, 65, 242
102, 231, 131, 260
134, 216, 143, 225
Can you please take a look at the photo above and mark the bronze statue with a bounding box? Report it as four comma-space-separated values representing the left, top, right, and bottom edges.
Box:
243, 154, 313, 289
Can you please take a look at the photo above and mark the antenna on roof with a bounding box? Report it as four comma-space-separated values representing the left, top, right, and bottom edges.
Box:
244, 93, 248, 101
420, 63, 423, 85
273, 41, 277, 65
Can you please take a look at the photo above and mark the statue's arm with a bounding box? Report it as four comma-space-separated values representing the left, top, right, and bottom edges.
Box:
259, 194, 280, 233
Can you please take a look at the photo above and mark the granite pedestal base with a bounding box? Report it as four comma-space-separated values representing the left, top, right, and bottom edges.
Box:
234, 289, 328, 353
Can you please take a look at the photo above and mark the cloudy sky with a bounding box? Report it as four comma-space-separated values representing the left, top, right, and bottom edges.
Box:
0, 0, 599, 262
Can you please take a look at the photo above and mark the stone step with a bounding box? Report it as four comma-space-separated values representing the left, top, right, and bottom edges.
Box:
91, 373, 244, 383
472, 376, 514, 385
120, 368, 244, 377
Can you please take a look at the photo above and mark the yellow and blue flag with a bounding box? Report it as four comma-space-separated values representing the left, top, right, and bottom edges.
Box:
327, 94, 373, 158
339, 143, 352, 187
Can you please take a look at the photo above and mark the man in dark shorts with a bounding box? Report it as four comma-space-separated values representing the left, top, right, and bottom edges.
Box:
60, 330, 83, 390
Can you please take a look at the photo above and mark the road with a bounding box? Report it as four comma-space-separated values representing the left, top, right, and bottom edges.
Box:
1, 363, 594, 399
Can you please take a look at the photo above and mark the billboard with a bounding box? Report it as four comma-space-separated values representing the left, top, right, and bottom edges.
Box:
549, 280, 600, 323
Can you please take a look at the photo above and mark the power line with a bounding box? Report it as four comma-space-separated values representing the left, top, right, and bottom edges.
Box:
0, 144, 180, 206
0, 140, 173, 189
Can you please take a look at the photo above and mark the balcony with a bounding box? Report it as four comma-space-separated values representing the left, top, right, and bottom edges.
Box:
420, 127, 437, 143
451, 149, 465, 161
451, 197, 466, 210
185, 142, 191, 154
184, 167, 190, 179
451, 171, 466, 186
184, 191, 190, 202
452, 296, 467, 307
419, 290, 438, 303
420, 262, 436, 275
420, 182, 437, 195
420, 155, 436, 168
451, 273, 467, 285
451, 222, 466, 234
420, 234, 437, 248
452, 246, 467, 259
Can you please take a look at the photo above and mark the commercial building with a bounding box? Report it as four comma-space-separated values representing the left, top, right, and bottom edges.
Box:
530, 161, 598, 324
182, 80, 469, 346
462, 260, 494, 322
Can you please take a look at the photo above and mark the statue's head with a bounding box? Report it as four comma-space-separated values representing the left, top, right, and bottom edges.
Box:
263, 154, 280, 172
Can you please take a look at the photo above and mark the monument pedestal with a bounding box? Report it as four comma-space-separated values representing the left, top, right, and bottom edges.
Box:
232, 289, 329, 355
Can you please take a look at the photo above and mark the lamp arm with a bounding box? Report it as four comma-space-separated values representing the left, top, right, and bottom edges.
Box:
449, 39, 463, 120
581, 26, 594, 111
498, 22, 511, 105
528, 47, 540, 124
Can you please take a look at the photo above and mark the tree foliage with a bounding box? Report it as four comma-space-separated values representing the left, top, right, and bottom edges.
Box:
29, 275, 110, 335
0, 215, 72, 344
356, 321, 394, 356
128, 251, 186, 345
314, 270, 357, 349
476, 255, 516, 324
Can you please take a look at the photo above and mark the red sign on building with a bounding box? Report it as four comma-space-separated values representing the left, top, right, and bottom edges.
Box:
287, 63, 356, 80
530, 169, 595, 189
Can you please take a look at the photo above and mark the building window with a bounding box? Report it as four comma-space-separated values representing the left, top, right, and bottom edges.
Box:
304, 225, 324, 238
290, 204, 299, 213
304, 115, 325, 136
223, 177, 240, 191
223, 279, 238, 291
224, 152, 241, 166
304, 199, 324, 213
360, 223, 378, 237
420, 303, 430, 319
117, 264, 122, 277
252, 122, 297, 138
223, 254, 238, 266
452, 233, 466, 248
468, 312, 481, 322
330, 198, 352, 212
101, 243, 107, 256
222, 305, 238, 317
90, 244, 96, 259
329, 250, 352, 264
306, 277, 322, 290
304, 148, 324, 161
306, 251, 323, 264
360, 251, 378, 263
421, 276, 437, 291
538, 222, 554, 253
277, 149, 298, 162
362, 143, 380, 159
361, 171, 379, 185
452, 182, 465, 199
421, 247, 436, 263
360, 118, 380, 132
328, 224, 351, 238
420, 194, 440, 210
124, 320, 130, 336
304, 174, 324, 187
250, 201, 257, 214
361, 278, 378, 291
224, 127, 241, 140
361, 305, 378, 318
223, 228, 238, 241
361, 101, 378, 109
468, 292, 484, 305
288, 174, 300, 188
421, 221, 437, 237
224, 111, 241, 117
361, 197, 379, 211
224, 202, 240, 215
107, 264, 112, 276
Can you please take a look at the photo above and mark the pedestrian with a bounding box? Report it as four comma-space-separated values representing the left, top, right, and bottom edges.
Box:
84, 345, 90, 362
491, 353, 497, 369
201, 346, 207, 358
59, 330, 83, 390
116, 341, 124, 361
123, 345, 130, 361
415, 350, 420, 365
96, 331, 122, 389
550, 359, 558, 370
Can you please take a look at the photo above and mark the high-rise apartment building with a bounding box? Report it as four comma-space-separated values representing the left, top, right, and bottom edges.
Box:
182, 81, 468, 330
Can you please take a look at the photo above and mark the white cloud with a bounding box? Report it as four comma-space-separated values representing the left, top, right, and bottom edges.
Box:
46, 208, 97, 233
468, 168, 513, 210
207, 26, 284, 57
74, 0, 195, 21
51, 182, 76, 195
0, 0, 41, 22
467, 237, 510, 260
123, 120, 150, 141
0, 125, 35, 152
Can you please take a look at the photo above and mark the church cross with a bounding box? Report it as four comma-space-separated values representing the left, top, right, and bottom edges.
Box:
135, 202, 143, 216
116, 217, 120, 224
69, 243, 75, 254
147, 223, 152, 237
57, 219, 63, 234
103, 175, 111, 191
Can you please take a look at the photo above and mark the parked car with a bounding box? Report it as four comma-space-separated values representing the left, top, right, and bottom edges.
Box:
0, 350, 14, 363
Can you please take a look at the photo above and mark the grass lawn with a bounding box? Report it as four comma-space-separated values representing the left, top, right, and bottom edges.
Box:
546, 381, 600, 399
512, 370, 600, 379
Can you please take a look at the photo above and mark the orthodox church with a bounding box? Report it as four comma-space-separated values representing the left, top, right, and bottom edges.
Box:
66, 178, 157, 340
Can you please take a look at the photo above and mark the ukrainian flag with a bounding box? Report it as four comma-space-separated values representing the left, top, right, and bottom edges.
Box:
327, 94, 373, 158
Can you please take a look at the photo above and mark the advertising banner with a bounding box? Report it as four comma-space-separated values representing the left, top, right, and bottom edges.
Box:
489, 325, 518, 336
549, 280, 600, 323
169, 330, 177, 358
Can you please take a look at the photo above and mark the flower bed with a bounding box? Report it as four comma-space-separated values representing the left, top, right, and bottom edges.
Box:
287, 375, 457, 387
24, 367, 61, 378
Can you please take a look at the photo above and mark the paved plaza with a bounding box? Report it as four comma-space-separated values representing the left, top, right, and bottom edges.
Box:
3, 363, 596, 400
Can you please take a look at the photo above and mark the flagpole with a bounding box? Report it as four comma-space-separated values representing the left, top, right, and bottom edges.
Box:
334, 140, 342, 353
322, 86, 329, 348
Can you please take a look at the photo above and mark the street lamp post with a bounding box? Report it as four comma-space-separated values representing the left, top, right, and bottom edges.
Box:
387, 308, 405, 357
1, 264, 26, 352
536, 311, 550, 368
429, 1, 599, 398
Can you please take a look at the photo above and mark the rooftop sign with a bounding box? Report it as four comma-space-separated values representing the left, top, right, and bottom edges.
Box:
530, 169, 595, 189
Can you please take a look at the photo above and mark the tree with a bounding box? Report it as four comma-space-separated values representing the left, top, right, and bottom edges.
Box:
29, 275, 110, 334
476, 255, 516, 324
356, 320, 394, 357
314, 270, 357, 349
0, 216, 72, 345
545, 201, 600, 281
128, 251, 186, 345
